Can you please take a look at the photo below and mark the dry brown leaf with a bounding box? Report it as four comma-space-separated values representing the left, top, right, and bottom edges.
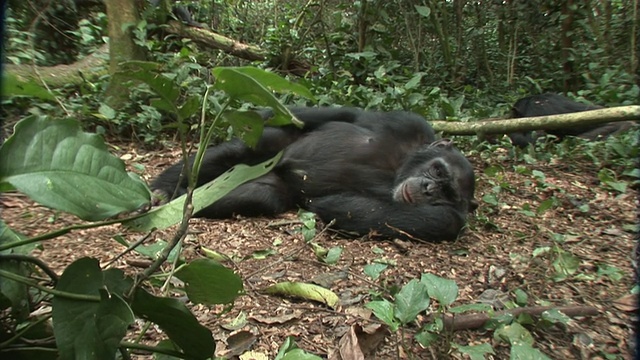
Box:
329, 324, 388, 360
612, 294, 638, 312
250, 311, 302, 325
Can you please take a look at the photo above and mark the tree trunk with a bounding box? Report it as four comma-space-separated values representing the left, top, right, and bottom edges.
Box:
103, 0, 147, 109
560, 0, 577, 92
357, 0, 368, 52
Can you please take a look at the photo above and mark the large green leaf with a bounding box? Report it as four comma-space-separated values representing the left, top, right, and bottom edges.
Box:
175, 259, 244, 305
2, 73, 55, 101
421, 273, 459, 306
115, 61, 180, 104
126, 153, 281, 232
225, 67, 316, 100
222, 110, 265, 148
0, 116, 151, 221
211, 67, 305, 127
131, 288, 214, 359
52, 258, 135, 360
0, 220, 32, 320
394, 279, 430, 324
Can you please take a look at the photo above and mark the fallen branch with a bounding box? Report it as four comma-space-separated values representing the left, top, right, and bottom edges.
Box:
431, 106, 640, 135
4, 23, 267, 87
165, 21, 267, 61
431, 305, 600, 331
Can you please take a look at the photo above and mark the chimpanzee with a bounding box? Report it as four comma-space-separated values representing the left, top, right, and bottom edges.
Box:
507, 93, 636, 147
152, 108, 477, 242
149, 0, 205, 27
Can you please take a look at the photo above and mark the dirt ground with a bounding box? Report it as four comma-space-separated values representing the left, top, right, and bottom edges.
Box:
2, 141, 637, 359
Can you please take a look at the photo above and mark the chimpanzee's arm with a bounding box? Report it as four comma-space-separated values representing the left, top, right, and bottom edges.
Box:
305, 194, 468, 242
151, 127, 294, 199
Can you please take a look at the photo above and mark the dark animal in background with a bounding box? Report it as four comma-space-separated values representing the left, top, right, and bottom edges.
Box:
149, 0, 205, 27
507, 93, 636, 147
152, 108, 477, 242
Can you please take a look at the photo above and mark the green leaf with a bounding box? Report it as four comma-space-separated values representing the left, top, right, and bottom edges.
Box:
128, 238, 181, 263
365, 300, 399, 331
540, 309, 571, 325
510, 342, 552, 360
274, 337, 323, 360
552, 251, 580, 281
493, 322, 534, 346
223, 110, 265, 148
98, 104, 116, 120
394, 279, 430, 324
414, 5, 431, 17
211, 67, 306, 127
0, 221, 33, 320
131, 288, 214, 359
453, 343, 495, 360
178, 95, 202, 121
421, 273, 458, 306
2, 73, 55, 100
125, 153, 281, 232
264, 282, 339, 309
280, 349, 323, 360
513, 289, 528, 306
596, 264, 624, 281
0, 116, 150, 221
449, 303, 493, 314
52, 258, 135, 360
174, 259, 244, 305
223, 67, 316, 101
363, 263, 388, 280
484, 313, 514, 330
324, 247, 343, 264
482, 193, 499, 206
404, 73, 424, 90
414, 329, 439, 347
536, 198, 555, 214
115, 61, 179, 104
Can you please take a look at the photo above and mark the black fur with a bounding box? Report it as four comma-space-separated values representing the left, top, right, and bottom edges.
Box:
507, 93, 635, 147
152, 108, 476, 242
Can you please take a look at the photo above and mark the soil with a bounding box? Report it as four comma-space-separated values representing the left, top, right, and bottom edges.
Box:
2, 142, 637, 359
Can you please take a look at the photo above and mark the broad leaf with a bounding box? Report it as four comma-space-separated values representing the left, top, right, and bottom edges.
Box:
52, 258, 134, 360
421, 273, 459, 306
365, 300, 399, 331
2, 73, 55, 100
115, 61, 180, 104
126, 153, 281, 232
211, 67, 304, 127
131, 288, 215, 359
218, 67, 316, 101
0, 116, 150, 221
394, 279, 430, 324
453, 343, 496, 360
175, 259, 244, 305
0, 220, 33, 320
510, 343, 552, 360
223, 110, 265, 148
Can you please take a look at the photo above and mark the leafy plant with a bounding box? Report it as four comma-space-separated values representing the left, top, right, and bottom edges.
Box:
0, 65, 317, 358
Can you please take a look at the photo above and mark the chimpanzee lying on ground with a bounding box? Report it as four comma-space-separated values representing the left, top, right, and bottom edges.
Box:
152, 108, 477, 242
507, 93, 636, 147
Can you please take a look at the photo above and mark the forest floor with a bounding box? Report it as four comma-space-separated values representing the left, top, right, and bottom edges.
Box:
3, 141, 637, 359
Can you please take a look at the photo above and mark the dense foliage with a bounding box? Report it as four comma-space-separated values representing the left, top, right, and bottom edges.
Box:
3, 0, 638, 142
